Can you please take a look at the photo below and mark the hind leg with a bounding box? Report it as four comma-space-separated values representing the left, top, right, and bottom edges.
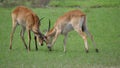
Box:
20, 27, 28, 49
28, 30, 31, 51
34, 36, 38, 51
74, 28, 89, 53
63, 33, 68, 53
85, 30, 99, 52
9, 19, 18, 49
71, 19, 89, 52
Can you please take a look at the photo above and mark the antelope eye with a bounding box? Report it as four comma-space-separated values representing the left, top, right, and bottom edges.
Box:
45, 36, 47, 39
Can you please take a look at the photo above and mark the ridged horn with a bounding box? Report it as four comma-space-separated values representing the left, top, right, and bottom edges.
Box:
40, 17, 45, 21
48, 19, 51, 31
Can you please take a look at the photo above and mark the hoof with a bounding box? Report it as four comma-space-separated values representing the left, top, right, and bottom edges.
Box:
86, 50, 89, 53
48, 46, 52, 51
41, 43, 43, 46
9, 45, 12, 50
9, 47, 12, 50
96, 49, 99, 53
36, 48, 38, 51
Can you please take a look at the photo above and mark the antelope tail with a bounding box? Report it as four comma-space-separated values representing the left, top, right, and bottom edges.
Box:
82, 16, 87, 32
82, 15, 90, 37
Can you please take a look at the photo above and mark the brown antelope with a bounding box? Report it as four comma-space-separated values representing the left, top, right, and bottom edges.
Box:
45, 9, 99, 53
9, 6, 45, 51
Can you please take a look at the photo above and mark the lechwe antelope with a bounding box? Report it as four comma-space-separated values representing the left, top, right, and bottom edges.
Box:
9, 6, 45, 51
45, 10, 99, 53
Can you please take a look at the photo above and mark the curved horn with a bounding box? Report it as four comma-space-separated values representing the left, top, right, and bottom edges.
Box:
40, 17, 45, 21
48, 19, 51, 31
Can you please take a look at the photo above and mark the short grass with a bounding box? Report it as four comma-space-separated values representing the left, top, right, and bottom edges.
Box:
0, 7, 120, 68
49, 0, 120, 7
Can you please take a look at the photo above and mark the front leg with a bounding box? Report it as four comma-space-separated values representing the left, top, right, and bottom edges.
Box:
28, 30, 31, 51
34, 36, 38, 51
63, 34, 68, 52
48, 31, 60, 51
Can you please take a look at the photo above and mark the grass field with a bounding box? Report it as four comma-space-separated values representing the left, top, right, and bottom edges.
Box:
49, 0, 120, 7
0, 4, 120, 68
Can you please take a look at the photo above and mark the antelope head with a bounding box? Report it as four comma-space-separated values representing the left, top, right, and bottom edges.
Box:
44, 20, 55, 51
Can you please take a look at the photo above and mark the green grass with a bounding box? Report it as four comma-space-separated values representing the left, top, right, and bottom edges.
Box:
0, 6, 120, 68
49, 0, 120, 8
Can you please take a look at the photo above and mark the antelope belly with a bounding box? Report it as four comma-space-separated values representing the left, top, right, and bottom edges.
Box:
62, 23, 73, 34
